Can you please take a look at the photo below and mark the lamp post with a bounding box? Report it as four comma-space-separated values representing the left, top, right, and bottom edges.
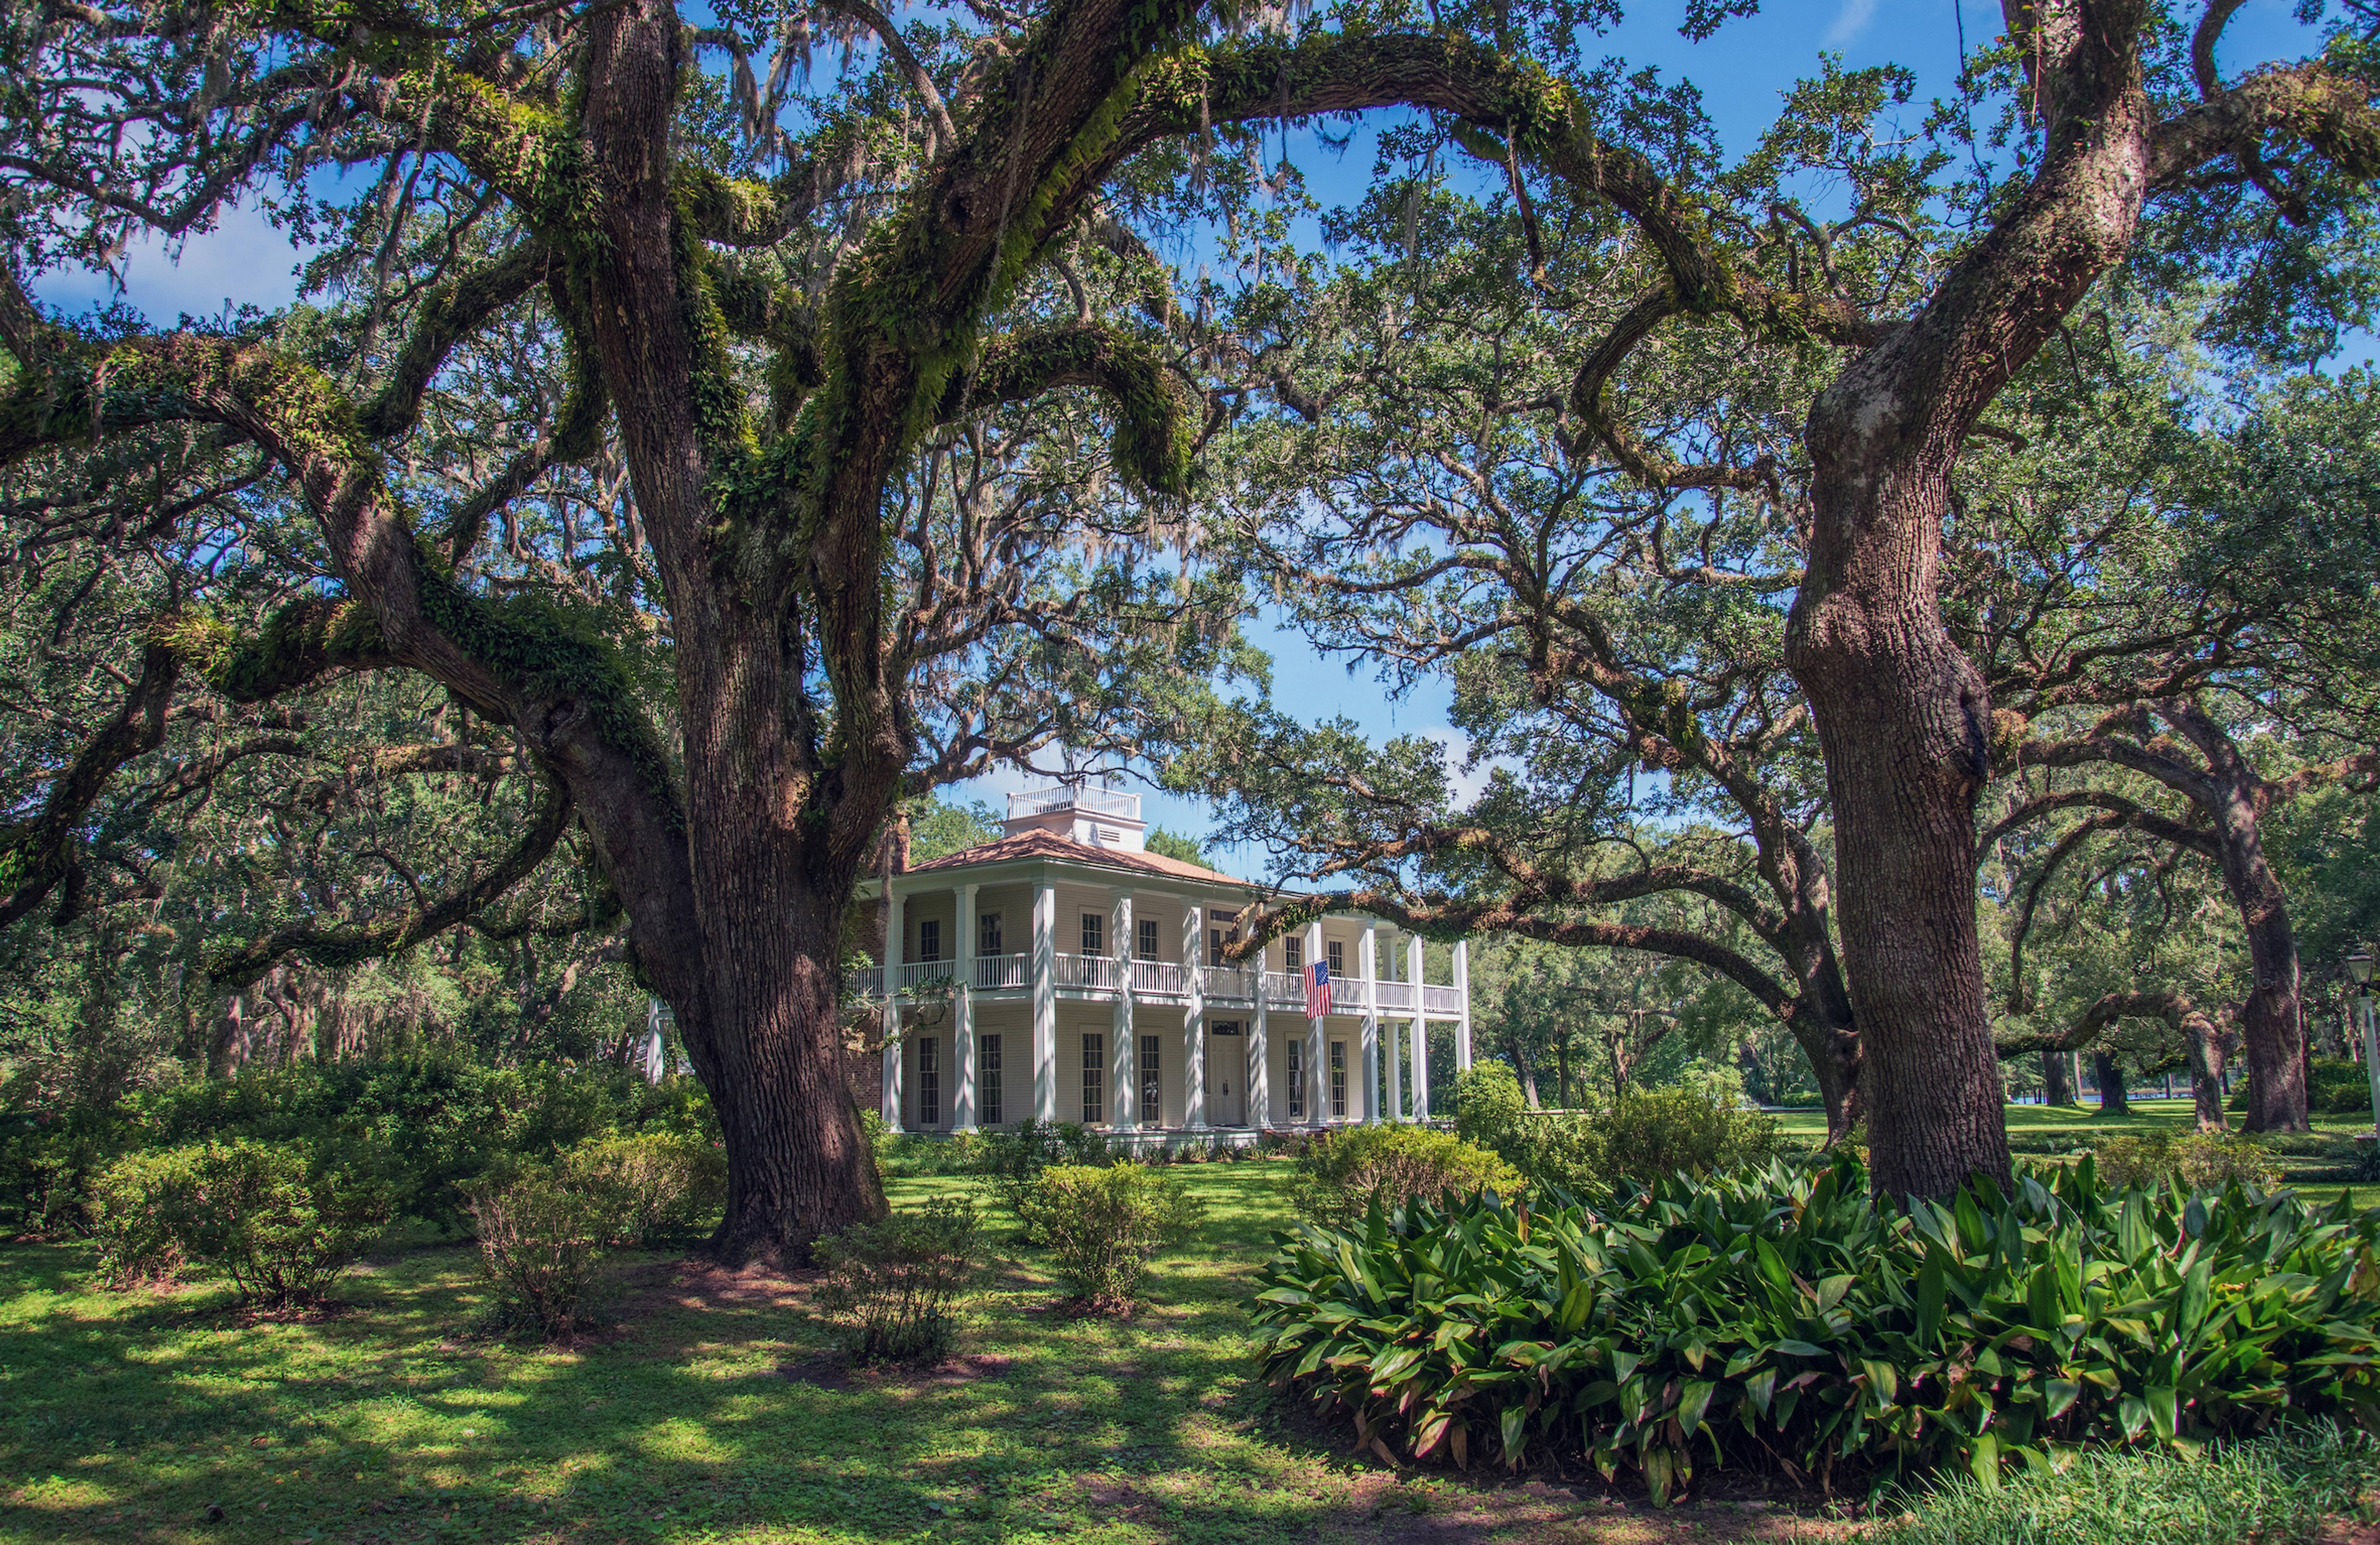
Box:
2350, 949, 2378, 1140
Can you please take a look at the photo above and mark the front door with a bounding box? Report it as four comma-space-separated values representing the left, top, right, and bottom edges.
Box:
1206, 1024, 1246, 1126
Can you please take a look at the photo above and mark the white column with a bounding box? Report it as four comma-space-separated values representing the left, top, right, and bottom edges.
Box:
1408, 935, 1430, 1120
1453, 939, 1473, 1071
882, 887, 906, 1131
954, 881, 980, 1130
1111, 889, 1137, 1132
1383, 930, 1404, 1122
1250, 937, 1271, 1128
1182, 900, 1207, 1128
1360, 918, 1380, 1125
643, 997, 668, 1084
1305, 918, 1327, 1124
1032, 879, 1057, 1121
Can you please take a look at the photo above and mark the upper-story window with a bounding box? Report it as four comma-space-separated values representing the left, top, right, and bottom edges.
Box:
1208, 926, 1240, 967
1327, 939, 1344, 977
1285, 937, 1302, 973
917, 918, 942, 963
1137, 918, 1160, 960
1081, 912, 1104, 956
980, 912, 1003, 956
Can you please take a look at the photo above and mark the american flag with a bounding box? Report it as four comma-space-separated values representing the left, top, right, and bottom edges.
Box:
1305, 960, 1333, 1019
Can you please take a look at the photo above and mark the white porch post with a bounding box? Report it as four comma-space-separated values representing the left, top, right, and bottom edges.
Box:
1032, 879, 1057, 1121
1360, 918, 1380, 1125
1305, 918, 1327, 1123
954, 881, 980, 1130
1250, 937, 1270, 1128
642, 997, 667, 1084
1454, 938, 1473, 1070
1110, 889, 1137, 1132
882, 887, 906, 1131
1383, 930, 1404, 1122
1408, 935, 1430, 1119
1182, 901, 1207, 1128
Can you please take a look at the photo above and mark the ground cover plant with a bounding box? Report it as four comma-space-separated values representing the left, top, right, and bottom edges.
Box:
1860, 1424, 2380, 1545
1251, 1154, 2380, 1504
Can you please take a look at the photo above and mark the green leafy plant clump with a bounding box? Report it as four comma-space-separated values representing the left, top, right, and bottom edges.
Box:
89, 1137, 392, 1308
1451, 1063, 1780, 1195
813, 1196, 984, 1365
1012, 1162, 1202, 1312
1287, 1124, 1525, 1229
2093, 1129, 2282, 1191
1251, 1154, 2380, 1505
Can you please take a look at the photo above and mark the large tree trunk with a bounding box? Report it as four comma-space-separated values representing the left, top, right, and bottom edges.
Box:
2040, 1049, 2072, 1107
2091, 1051, 2130, 1117
1788, 453, 2011, 1198
2187, 713, 2308, 1132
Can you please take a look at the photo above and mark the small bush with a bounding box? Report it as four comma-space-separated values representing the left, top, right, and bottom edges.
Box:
563, 1132, 726, 1245
975, 1119, 1115, 1239
462, 1132, 721, 1339
465, 1167, 615, 1340
1012, 1163, 1201, 1310
90, 1138, 390, 1307
2093, 1129, 2281, 1190
1289, 1125, 1524, 1227
2308, 1057, 2376, 1117
813, 1197, 982, 1364
1451, 1063, 1777, 1195
86, 1147, 192, 1287
1253, 1154, 2380, 1503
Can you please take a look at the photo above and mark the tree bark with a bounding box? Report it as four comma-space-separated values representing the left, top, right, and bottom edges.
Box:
2091, 1051, 2130, 1116
2041, 1049, 2072, 1107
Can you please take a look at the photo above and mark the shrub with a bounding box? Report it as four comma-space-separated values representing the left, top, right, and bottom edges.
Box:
90, 1138, 391, 1307
86, 1147, 192, 1287
1451, 1063, 1777, 1195
974, 1119, 1115, 1239
2093, 1129, 2281, 1191
813, 1197, 982, 1364
465, 1167, 616, 1340
2308, 1057, 2375, 1117
563, 1132, 726, 1245
1288, 1125, 1524, 1227
1012, 1163, 1201, 1310
1862, 1424, 2380, 1545
1251, 1154, 2380, 1504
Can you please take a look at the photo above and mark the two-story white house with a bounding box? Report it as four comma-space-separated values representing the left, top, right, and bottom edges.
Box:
850, 785, 1474, 1143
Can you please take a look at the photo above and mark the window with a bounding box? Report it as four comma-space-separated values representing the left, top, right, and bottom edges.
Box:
1082, 1034, 1104, 1123
1137, 918, 1159, 961
918, 918, 942, 963
1140, 1035, 1162, 1125
1285, 937, 1302, 973
1329, 1041, 1346, 1119
981, 1034, 1003, 1126
1286, 1041, 1304, 1119
918, 1036, 940, 1126
1327, 939, 1344, 977
1081, 912, 1104, 957
980, 912, 1003, 956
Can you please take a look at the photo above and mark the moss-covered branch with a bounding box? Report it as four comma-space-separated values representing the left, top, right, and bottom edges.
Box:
957, 323, 1196, 495
0, 639, 178, 930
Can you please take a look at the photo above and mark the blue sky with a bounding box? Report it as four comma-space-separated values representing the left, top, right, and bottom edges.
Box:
33, 0, 2334, 867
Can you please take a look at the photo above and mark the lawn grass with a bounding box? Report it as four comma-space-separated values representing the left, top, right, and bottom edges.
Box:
0, 1163, 1800, 1545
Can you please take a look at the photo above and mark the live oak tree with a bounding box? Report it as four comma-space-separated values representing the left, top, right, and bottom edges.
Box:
8, 0, 2380, 1230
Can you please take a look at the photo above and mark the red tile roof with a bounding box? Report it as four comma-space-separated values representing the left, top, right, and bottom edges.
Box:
903, 828, 1249, 887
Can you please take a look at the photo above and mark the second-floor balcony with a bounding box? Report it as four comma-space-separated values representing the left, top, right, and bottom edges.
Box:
852, 951, 1464, 1019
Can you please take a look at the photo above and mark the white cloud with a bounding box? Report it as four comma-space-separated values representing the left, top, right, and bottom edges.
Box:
32, 202, 304, 324
1824, 0, 1880, 46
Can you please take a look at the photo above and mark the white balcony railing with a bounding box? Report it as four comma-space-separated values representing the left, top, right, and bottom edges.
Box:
1055, 952, 1125, 991
1377, 981, 1416, 1014
1008, 784, 1140, 820
1204, 966, 1259, 1002
1132, 959, 1191, 996
897, 960, 958, 993
847, 965, 884, 998
1422, 984, 1464, 1016
1263, 971, 1304, 1007
975, 952, 1030, 990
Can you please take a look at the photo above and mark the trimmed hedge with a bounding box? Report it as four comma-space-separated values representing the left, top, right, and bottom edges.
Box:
1251, 1155, 2380, 1504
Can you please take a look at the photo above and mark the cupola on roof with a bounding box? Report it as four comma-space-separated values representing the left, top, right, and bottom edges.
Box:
1002, 782, 1146, 852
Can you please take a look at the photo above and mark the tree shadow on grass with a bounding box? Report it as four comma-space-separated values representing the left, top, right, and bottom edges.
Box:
0, 1167, 1822, 1544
